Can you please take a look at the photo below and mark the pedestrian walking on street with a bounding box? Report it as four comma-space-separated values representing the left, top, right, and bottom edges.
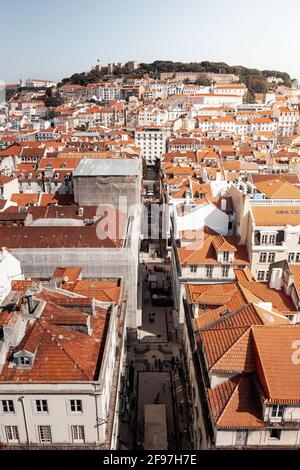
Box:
162, 382, 166, 392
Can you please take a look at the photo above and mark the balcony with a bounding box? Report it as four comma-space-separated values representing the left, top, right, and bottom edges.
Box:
266, 418, 300, 428
254, 241, 285, 247
252, 243, 286, 252
253, 230, 285, 250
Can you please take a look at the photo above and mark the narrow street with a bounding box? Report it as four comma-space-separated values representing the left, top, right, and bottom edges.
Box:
119, 166, 193, 450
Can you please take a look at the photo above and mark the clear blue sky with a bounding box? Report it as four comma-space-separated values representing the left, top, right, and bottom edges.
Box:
1, 0, 300, 83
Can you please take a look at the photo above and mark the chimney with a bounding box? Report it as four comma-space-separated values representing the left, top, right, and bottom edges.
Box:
92, 297, 96, 317
185, 189, 191, 205
269, 268, 283, 290
78, 207, 84, 217
25, 289, 35, 314
221, 198, 227, 211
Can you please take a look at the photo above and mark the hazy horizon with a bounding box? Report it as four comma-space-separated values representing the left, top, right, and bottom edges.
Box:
1, 0, 300, 83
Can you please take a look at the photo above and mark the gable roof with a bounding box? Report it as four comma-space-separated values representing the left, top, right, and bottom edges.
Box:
207, 375, 264, 429
255, 179, 300, 199
252, 325, 300, 404
177, 233, 248, 266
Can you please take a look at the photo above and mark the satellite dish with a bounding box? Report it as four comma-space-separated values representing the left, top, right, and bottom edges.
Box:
63, 276, 69, 282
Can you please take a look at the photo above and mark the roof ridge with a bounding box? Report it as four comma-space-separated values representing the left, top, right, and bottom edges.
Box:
212, 327, 253, 372
206, 303, 260, 330
251, 327, 271, 400
214, 377, 241, 425
202, 325, 250, 368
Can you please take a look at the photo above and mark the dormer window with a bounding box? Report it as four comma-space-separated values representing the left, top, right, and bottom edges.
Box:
223, 252, 230, 262
271, 404, 284, 420
14, 351, 34, 368
20, 356, 31, 366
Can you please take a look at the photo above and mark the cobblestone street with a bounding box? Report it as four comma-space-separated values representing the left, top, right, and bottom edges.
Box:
119, 257, 193, 450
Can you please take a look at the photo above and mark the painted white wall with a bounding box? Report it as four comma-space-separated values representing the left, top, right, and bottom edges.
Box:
0, 303, 123, 448
172, 201, 229, 237
0, 248, 23, 304
0, 178, 19, 200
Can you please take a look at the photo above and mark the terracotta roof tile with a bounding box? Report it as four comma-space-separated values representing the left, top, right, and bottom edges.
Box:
251, 206, 300, 226
0, 297, 110, 383
199, 326, 249, 368
208, 376, 264, 429
253, 325, 300, 404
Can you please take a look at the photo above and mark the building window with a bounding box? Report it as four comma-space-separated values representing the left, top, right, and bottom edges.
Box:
269, 429, 281, 440
69, 399, 83, 413
296, 253, 300, 263
268, 252, 275, 263
5, 426, 19, 443
271, 405, 284, 419
2, 400, 14, 413
206, 266, 213, 278
269, 234, 276, 245
35, 400, 48, 413
259, 252, 267, 263
71, 425, 85, 443
257, 271, 265, 281
261, 234, 268, 245
288, 253, 295, 263
223, 252, 229, 262
190, 265, 197, 273
38, 425, 52, 444
20, 356, 31, 366
222, 266, 229, 278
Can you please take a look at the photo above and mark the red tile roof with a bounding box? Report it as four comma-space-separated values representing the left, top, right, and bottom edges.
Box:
0, 300, 109, 383
207, 375, 264, 429
253, 325, 300, 404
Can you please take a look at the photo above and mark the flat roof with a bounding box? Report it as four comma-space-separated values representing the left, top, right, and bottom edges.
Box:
73, 158, 140, 177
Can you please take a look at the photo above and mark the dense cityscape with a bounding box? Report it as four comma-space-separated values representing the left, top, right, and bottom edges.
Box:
0, 57, 300, 453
